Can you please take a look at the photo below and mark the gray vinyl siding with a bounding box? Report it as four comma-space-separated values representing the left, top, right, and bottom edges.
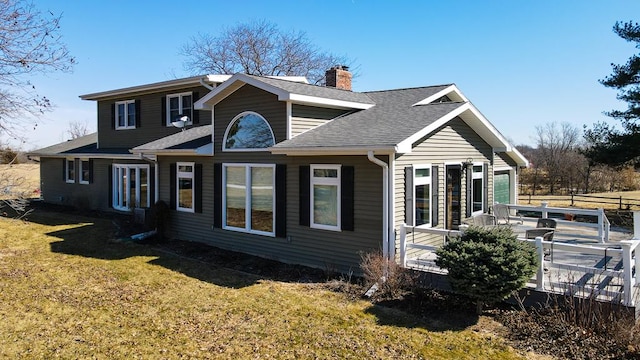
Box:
290, 105, 353, 137
39, 157, 113, 211
158, 156, 215, 243
393, 117, 494, 260
158, 154, 383, 273
96, 85, 212, 149
494, 152, 517, 169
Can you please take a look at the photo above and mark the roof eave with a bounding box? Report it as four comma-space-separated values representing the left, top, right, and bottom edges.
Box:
269, 145, 395, 156
80, 75, 230, 100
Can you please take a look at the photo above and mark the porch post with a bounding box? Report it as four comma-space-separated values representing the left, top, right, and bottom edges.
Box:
620, 240, 634, 307
535, 237, 545, 291
399, 224, 407, 268
634, 211, 640, 240
541, 201, 548, 219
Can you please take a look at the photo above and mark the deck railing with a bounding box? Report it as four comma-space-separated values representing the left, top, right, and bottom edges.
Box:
399, 216, 640, 306
505, 202, 610, 243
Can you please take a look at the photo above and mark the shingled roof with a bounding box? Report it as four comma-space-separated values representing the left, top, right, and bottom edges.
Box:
131, 125, 212, 155
272, 85, 460, 151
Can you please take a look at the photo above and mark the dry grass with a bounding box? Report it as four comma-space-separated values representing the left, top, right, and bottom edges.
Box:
518, 190, 640, 210
0, 209, 529, 359
0, 163, 40, 199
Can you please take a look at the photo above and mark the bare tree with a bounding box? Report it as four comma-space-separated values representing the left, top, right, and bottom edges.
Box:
181, 20, 353, 85
0, 0, 74, 139
66, 120, 89, 140
534, 122, 582, 194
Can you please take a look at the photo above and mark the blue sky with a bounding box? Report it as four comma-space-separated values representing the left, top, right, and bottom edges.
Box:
17, 0, 640, 149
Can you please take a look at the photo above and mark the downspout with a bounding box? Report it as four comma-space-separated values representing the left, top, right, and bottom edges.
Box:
367, 151, 389, 263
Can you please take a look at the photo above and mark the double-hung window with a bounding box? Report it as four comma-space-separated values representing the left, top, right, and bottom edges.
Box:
79, 159, 91, 184
471, 165, 484, 214
65, 159, 75, 183
414, 166, 432, 227
166, 92, 192, 126
310, 164, 341, 231
223, 163, 275, 236
176, 162, 194, 212
115, 100, 136, 129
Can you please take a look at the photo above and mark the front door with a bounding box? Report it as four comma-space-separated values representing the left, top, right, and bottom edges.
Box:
446, 165, 462, 229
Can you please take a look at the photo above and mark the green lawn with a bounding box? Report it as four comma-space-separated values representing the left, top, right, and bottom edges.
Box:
0, 209, 528, 359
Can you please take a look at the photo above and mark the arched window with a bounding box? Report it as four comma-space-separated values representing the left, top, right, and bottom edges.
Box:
223, 112, 275, 151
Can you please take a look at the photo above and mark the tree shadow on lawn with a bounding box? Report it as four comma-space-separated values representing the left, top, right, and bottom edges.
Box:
365, 290, 480, 332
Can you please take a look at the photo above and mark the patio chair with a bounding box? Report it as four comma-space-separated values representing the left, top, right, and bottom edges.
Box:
493, 203, 511, 225
474, 214, 497, 226
525, 228, 554, 241
536, 218, 557, 229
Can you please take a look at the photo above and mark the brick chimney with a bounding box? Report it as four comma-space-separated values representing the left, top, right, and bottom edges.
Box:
325, 65, 352, 91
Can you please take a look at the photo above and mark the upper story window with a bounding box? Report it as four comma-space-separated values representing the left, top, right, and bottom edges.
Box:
115, 100, 136, 129
166, 92, 192, 126
223, 111, 275, 151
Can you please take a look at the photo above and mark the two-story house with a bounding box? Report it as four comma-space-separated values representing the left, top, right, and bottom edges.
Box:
29, 67, 528, 272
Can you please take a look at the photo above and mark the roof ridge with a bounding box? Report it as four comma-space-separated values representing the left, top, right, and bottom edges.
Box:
363, 84, 454, 94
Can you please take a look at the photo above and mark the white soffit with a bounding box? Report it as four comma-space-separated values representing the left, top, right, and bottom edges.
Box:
411, 84, 468, 106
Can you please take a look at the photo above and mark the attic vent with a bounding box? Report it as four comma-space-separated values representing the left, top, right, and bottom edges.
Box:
434, 95, 452, 103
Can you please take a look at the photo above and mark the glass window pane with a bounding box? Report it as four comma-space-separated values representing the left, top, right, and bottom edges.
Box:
169, 96, 179, 111
117, 103, 125, 127
127, 102, 136, 127
81, 161, 89, 182
182, 95, 192, 112
313, 169, 338, 178
313, 184, 338, 226
415, 168, 430, 178
226, 166, 246, 228
140, 168, 148, 208
178, 165, 192, 173
225, 113, 275, 149
129, 168, 137, 208
473, 178, 482, 212
67, 160, 75, 180
178, 178, 193, 209
251, 167, 273, 232
473, 165, 483, 173
415, 184, 430, 225
121, 168, 128, 208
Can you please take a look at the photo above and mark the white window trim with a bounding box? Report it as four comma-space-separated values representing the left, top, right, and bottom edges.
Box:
79, 159, 90, 185
112, 164, 150, 211
310, 164, 341, 232
222, 163, 276, 237
115, 100, 136, 130
65, 158, 75, 183
471, 162, 484, 215
176, 162, 195, 213
222, 111, 275, 152
413, 164, 432, 227
165, 91, 193, 126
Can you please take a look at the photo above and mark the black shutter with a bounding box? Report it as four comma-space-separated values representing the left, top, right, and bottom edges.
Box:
404, 166, 413, 226
341, 166, 354, 231
161, 96, 166, 126
194, 163, 203, 213
213, 163, 222, 228
149, 166, 155, 206
110, 103, 115, 129
275, 164, 287, 237
107, 165, 112, 207
431, 165, 439, 227
483, 162, 489, 213
135, 99, 141, 128
169, 163, 176, 210
466, 165, 473, 218
192, 91, 200, 124
62, 159, 66, 181
88, 159, 94, 184
299, 166, 310, 226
